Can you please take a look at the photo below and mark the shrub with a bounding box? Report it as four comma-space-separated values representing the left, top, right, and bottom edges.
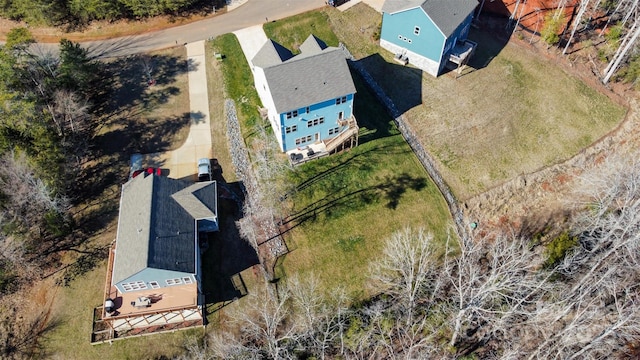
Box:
544, 232, 578, 268
541, 10, 566, 46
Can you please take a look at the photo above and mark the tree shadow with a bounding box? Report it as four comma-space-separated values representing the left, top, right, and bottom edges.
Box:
356, 52, 423, 116
291, 142, 401, 195
85, 34, 157, 60
191, 111, 207, 124
73, 52, 192, 203
283, 172, 428, 230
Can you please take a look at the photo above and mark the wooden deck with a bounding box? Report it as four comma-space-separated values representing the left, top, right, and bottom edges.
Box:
94, 242, 204, 343
105, 283, 199, 318
287, 116, 359, 166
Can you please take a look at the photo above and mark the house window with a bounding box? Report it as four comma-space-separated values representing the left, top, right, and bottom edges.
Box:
408, 39, 412, 44
166, 278, 183, 286
286, 110, 299, 119
306, 107, 310, 113
307, 117, 325, 127
328, 127, 340, 135
414, 26, 420, 35
398, 34, 402, 40
402, 36, 407, 42
122, 281, 147, 292
335, 96, 347, 105
183, 277, 193, 284
286, 125, 298, 133
149, 281, 160, 289
295, 135, 313, 145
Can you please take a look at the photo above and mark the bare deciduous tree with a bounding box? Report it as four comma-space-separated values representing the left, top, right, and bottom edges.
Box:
288, 274, 349, 359
231, 284, 297, 359
445, 232, 552, 350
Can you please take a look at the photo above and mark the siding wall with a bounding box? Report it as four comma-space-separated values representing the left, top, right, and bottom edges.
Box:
381, 8, 445, 64
253, 66, 283, 150
439, 13, 474, 73
279, 94, 355, 152
117, 268, 196, 293
380, 39, 441, 76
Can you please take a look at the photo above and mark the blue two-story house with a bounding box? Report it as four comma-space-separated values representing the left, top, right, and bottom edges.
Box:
380, 0, 478, 76
251, 35, 358, 158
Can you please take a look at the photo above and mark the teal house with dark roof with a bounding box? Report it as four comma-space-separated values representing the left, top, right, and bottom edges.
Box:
102, 173, 218, 332
380, 0, 478, 76
251, 35, 359, 160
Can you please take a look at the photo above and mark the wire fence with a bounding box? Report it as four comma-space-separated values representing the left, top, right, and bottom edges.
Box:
340, 43, 469, 241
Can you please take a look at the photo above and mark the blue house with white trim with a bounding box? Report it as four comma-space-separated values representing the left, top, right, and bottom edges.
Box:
380, 0, 478, 77
251, 35, 358, 159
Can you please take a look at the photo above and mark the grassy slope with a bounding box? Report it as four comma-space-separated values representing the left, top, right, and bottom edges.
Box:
263, 9, 451, 297
210, 34, 264, 138
341, 11, 626, 199
409, 32, 626, 199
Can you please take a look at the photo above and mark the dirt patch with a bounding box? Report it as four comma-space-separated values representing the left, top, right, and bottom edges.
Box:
0, 10, 226, 43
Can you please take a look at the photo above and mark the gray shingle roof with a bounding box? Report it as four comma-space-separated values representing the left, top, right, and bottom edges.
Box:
112, 174, 217, 284
382, 0, 478, 37
252, 35, 356, 113
298, 34, 327, 55
252, 40, 294, 68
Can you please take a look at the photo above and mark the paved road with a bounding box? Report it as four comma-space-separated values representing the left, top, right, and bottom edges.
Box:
83, 0, 326, 58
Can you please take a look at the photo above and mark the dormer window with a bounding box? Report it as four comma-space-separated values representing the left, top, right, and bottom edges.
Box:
414, 26, 420, 35
336, 96, 347, 105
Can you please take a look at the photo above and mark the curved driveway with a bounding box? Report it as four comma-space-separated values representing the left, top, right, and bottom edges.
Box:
85, 0, 326, 58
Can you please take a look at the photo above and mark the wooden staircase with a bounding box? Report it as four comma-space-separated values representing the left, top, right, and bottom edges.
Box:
324, 116, 359, 154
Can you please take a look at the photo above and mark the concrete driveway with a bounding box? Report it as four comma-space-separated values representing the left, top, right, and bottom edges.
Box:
147, 40, 213, 181
233, 25, 269, 68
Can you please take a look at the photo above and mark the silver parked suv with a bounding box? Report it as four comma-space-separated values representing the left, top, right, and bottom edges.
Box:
197, 158, 212, 182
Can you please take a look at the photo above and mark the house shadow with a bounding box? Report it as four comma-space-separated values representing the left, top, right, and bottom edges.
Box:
448, 15, 512, 77
201, 180, 258, 312
350, 69, 399, 145
355, 52, 423, 116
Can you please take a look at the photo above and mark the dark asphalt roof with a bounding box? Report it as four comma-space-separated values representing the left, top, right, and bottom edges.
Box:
112, 174, 217, 284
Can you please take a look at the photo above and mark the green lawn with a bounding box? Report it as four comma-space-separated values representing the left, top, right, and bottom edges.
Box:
321, 4, 627, 200
260, 11, 452, 297
264, 10, 340, 51
210, 34, 264, 139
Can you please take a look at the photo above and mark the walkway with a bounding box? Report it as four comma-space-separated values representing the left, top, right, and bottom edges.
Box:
147, 40, 213, 181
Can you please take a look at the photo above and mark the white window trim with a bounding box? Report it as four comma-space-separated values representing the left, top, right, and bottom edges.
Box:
414, 26, 420, 35
166, 278, 183, 286
122, 280, 147, 292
